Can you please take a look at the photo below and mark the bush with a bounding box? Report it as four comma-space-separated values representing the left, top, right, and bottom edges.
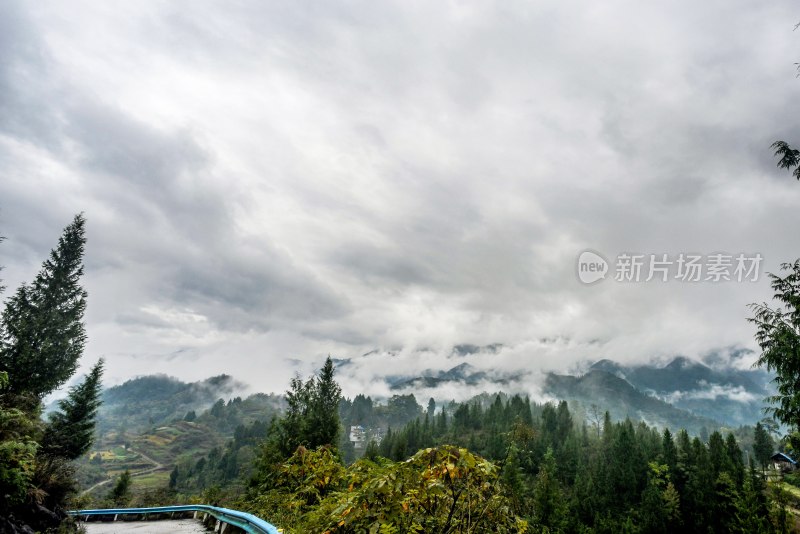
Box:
243, 444, 527, 533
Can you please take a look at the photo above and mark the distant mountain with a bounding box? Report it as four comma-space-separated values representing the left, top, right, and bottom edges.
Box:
389, 362, 509, 390
387, 362, 724, 433
377, 346, 772, 430
544, 369, 720, 434
97, 374, 247, 433
589, 357, 773, 426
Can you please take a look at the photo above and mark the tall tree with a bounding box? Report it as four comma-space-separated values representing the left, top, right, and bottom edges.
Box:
0, 214, 87, 399
427, 397, 436, 416
109, 470, 132, 505
271, 357, 342, 458
40, 359, 104, 460
753, 422, 774, 471
749, 259, 800, 433
306, 356, 342, 449
532, 447, 567, 532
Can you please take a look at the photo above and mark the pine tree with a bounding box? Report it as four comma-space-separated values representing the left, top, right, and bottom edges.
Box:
436, 409, 447, 436
0, 214, 87, 400
708, 431, 727, 480
753, 422, 774, 472
169, 466, 179, 489
427, 397, 436, 416
724, 433, 745, 488
733, 462, 773, 533
640, 463, 673, 534
278, 375, 313, 455
749, 259, 800, 432
40, 359, 104, 460
379, 428, 393, 458
306, 356, 342, 449
363, 440, 379, 461
501, 444, 528, 515
532, 447, 567, 532
109, 470, 132, 505
661, 428, 678, 473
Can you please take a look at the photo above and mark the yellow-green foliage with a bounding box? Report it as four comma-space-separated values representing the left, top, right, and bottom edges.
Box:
0, 372, 39, 507
0, 409, 38, 505
243, 444, 526, 533
243, 446, 346, 530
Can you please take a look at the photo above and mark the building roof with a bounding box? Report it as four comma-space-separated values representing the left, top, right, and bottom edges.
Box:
771, 452, 797, 465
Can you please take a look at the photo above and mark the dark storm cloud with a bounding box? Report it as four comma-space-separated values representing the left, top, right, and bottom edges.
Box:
1, 0, 800, 390
0, 0, 350, 345
0, 1, 58, 146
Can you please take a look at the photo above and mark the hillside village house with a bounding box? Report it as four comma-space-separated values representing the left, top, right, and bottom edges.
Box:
771, 452, 797, 473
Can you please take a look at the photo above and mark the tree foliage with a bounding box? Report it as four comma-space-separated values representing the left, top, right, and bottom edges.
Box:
749, 259, 800, 431
360, 397, 781, 533
753, 422, 774, 471
771, 141, 800, 180
0, 214, 88, 400
0, 372, 38, 510
41, 359, 104, 460
0, 215, 101, 531
273, 356, 342, 458
244, 445, 526, 533
109, 469, 132, 505
236, 379, 785, 533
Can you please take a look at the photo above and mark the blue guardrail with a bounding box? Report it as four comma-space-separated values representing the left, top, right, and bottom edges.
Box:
69, 504, 280, 534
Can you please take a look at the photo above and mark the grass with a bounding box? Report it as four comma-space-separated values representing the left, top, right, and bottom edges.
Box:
131, 470, 171, 490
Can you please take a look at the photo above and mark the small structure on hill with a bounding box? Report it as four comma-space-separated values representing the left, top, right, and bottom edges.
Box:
349, 425, 366, 449
771, 452, 797, 473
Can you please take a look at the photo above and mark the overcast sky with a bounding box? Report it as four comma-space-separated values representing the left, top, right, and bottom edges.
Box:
1, 1, 799, 397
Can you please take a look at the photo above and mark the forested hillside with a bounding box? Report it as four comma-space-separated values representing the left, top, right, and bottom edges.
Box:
72, 356, 796, 533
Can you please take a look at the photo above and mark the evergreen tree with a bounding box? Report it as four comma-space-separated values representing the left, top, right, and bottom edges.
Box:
40, 359, 104, 460
734, 462, 773, 533
379, 428, 393, 457
363, 440, 379, 461
0, 214, 87, 400
753, 422, 774, 471
725, 433, 745, 488
532, 447, 567, 532
661, 428, 678, 473
273, 357, 342, 457
708, 431, 727, 480
169, 466, 179, 489
501, 444, 527, 514
640, 462, 680, 534
749, 259, 800, 433
109, 469, 132, 505
437, 409, 447, 436
306, 356, 342, 449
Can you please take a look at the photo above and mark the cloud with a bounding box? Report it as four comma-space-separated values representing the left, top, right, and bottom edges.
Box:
0, 0, 798, 392
663, 383, 760, 404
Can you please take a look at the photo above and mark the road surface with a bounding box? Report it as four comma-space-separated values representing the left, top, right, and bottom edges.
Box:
82, 519, 207, 533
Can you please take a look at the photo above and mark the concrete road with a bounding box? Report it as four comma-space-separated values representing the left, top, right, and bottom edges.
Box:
82, 519, 208, 533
